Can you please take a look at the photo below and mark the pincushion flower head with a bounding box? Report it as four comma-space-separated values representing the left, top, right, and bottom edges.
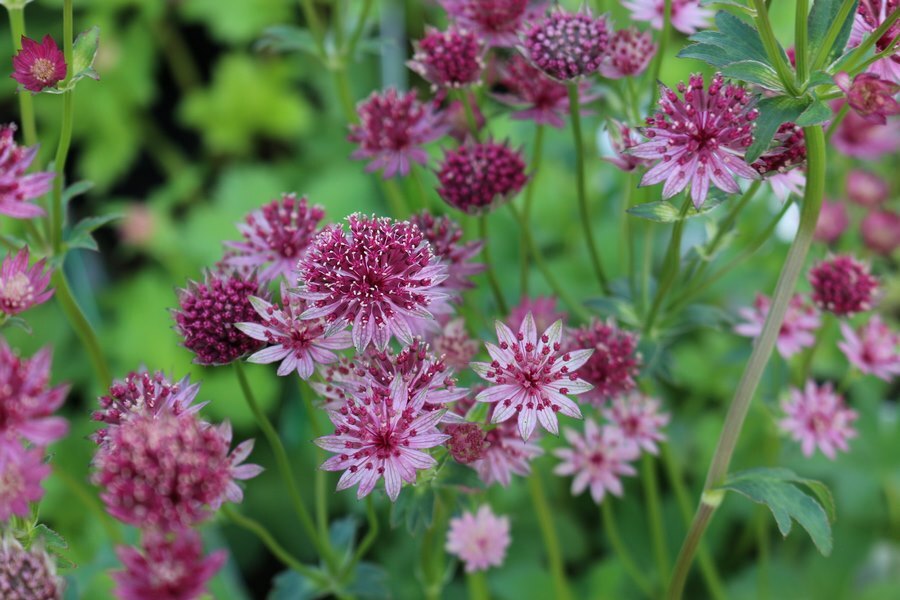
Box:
440, 0, 543, 47
780, 381, 858, 459
0, 436, 51, 521
0, 123, 54, 219
296, 214, 449, 352
735, 294, 821, 359
568, 318, 641, 406
602, 393, 670, 455
598, 27, 657, 79
838, 316, 900, 382
473, 313, 593, 440
814, 200, 850, 244
446, 505, 511, 572
315, 377, 449, 501
553, 420, 639, 504
834, 72, 900, 124
0, 246, 53, 316
849, 0, 900, 83
631, 73, 759, 208
472, 413, 544, 486
408, 210, 484, 294
437, 140, 528, 215
432, 318, 480, 371
223, 194, 325, 284
604, 120, 654, 172
493, 54, 581, 128
522, 7, 610, 81
444, 422, 490, 465
408, 27, 484, 88
348, 89, 446, 179
0, 340, 68, 445
623, 0, 713, 35
808, 255, 878, 316
0, 537, 63, 600
11, 35, 66, 93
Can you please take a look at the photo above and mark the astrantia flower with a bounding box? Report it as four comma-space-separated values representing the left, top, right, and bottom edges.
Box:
408, 27, 484, 88
598, 27, 657, 79
522, 7, 610, 81
348, 89, 446, 179
0, 123, 54, 219
780, 381, 858, 459
846, 169, 889, 207
445, 422, 490, 464
814, 200, 849, 244
623, 0, 713, 35
493, 54, 581, 128
439, 0, 542, 47
508, 296, 567, 334
861, 210, 900, 255
0, 340, 68, 445
297, 214, 449, 352
409, 211, 485, 294
838, 316, 900, 381
831, 100, 900, 159
603, 120, 653, 172
472, 415, 543, 486
849, 0, 900, 83
432, 318, 480, 371
315, 377, 449, 501
553, 420, 639, 504
834, 72, 900, 124
437, 140, 528, 214
734, 294, 821, 359
568, 319, 641, 406
766, 170, 807, 202
631, 73, 759, 208
173, 270, 265, 366
446, 506, 511, 572
0, 537, 63, 600
437, 92, 486, 142
0, 436, 51, 521
223, 194, 325, 284
753, 123, 807, 201
113, 530, 226, 600
473, 313, 593, 440
0, 246, 53, 316
602, 393, 670, 455
11, 35, 66, 93
808, 255, 878, 316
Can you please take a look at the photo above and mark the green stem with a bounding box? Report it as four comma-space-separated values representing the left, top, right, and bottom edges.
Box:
690, 181, 761, 282
810, 0, 858, 72
53, 464, 122, 544
421, 493, 448, 600
349, 496, 379, 570
643, 453, 671, 585
300, 381, 330, 560
667, 126, 826, 599
756, 508, 770, 599
7, 7, 37, 147
459, 90, 481, 140
528, 472, 572, 600
825, 103, 849, 141
750, 0, 800, 95
600, 500, 655, 597
644, 198, 690, 334
299, 0, 327, 57
848, 39, 900, 77
648, 0, 672, 104
794, 0, 809, 84
521, 125, 545, 296
345, 0, 373, 59
51, 271, 112, 388
568, 83, 608, 292
467, 570, 490, 600
333, 70, 356, 122
50, 0, 75, 255
479, 215, 508, 315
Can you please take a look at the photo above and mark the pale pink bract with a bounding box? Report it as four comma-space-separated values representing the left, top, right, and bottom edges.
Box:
553, 419, 640, 504
0, 124, 54, 219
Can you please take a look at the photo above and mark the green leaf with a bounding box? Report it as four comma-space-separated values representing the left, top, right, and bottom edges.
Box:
627, 194, 727, 223
62, 180, 94, 205
345, 563, 391, 600
721, 60, 785, 91
255, 26, 320, 56
0, 316, 32, 334
745, 95, 812, 163
328, 516, 358, 561
389, 485, 435, 535
808, 0, 859, 68
267, 570, 324, 600
808, 70, 836, 88
701, 0, 750, 9
64, 213, 122, 252
720, 467, 834, 556
795, 100, 833, 126
70, 27, 101, 84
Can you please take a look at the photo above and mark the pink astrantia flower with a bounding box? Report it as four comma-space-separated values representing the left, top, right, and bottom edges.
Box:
408, 27, 484, 88
631, 73, 759, 208
440, 0, 544, 47
315, 377, 449, 501
0, 340, 68, 445
831, 100, 900, 159
0, 537, 63, 600
444, 422, 490, 464
472, 414, 544, 486
623, 0, 714, 35
507, 295, 567, 333
472, 313, 593, 440
568, 319, 641, 406
437, 140, 528, 214
780, 381, 858, 459
838, 316, 900, 381
602, 393, 670, 455
113, 530, 227, 600
808, 255, 878, 316
0, 436, 51, 521
522, 7, 610, 81
553, 420, 640, 504
436, 92, 487, 142
766, 170, 807, 202
0, 123, 54, 219
446, 505, 511, 572
432, 318, 480, 371
11, 35, 67, 93
236, 284, 353, 379
409, 210, 485, 294
598, 27, 657, 79
814, 200, 850, 244
849, 0, 900, 83
861, 210, 900, 255
348, 89, 447, 179
735, 294, 821, 359
604, 120, 654, 172
493, 55, 592, 128
297, 214, 449, 352
0, 246, 53, 316
834, 72, 900, 124
846, 169, 890, 207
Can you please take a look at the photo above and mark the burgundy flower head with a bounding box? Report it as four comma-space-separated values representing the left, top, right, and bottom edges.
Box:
409, 210, 485, 293
0, 437, 51, 521
445, 422, 490, 464
0, 247, 53, 316
861, 209, 900, 255
568, 319, 641, 406
0, 124, 55, 219
437, 140, 528, 214
523, 7, 610, 81
846, 169, 889, 207
440, 0, 543, 47
0, 340, 68, 445
753, 122, 806, 176
599, 27, 657, 79
604, 120, 653, 172
808, 255, 879, 316
0, 537, 63, 600
834, 72, 900, 124
493, 54, 589, 128
408, 27, 484, 88
11, 35, 66, 93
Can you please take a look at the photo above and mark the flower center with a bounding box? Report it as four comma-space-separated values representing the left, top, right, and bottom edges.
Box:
30, 58, 57, 84
0, 273, 33, 308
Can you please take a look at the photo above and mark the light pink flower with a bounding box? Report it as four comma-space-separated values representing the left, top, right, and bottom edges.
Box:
568, 318, 642, 406
472, 412, 544, 486
604, 119, 654, 172
439, 0, 545, 47
598, 27, 657, 79
849, 0, 900, 83
831, 100, 900, 159
493, 55, 594, 128
408, 27, 484, 88
432, 318, 480, 371
809, 255, 878, 316
838, 316, 900, 381
507, 296, 567, 334
446, 505, 511, 572
846, 169, 890, 207
602, 393, 670, 455
522, 7, 611, 80
734, 294, 821, 359
0, 537, 63, 599
0, 246, 53, 316
553, 420, 639, 503
813, 200, 849, 244
0, 340, 68, 445
0, 123, 54, 219
766, 170, 807, 202
861, 210, 900, 255
0, 436, 51, 521
780, 381, 858, 459
623, 0, 713, 35
11, 35, 67, 93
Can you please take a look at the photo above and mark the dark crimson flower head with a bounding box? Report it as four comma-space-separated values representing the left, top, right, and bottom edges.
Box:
440, 0, 543, 47
408, 210, 485, 294
0, 537, 64, 599
834, 72, 900, 124
808, 255, 879, 316
752, 122, 806, 176
445, 422, 490, 464
568, 318, 642, 406
522, 7, 610, 81
599, 27, 657, 79
0, 246, 53, 316
408, 27, 485, 88
11, 35, 67, 93
437, 140, 528, 214
0, 123, 55, 219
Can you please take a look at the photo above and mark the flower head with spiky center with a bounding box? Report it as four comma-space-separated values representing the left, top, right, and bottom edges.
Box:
437, 140, 529, 214
409, 211, 485, 294
631, 73, 759, 208
0, 536, 64, 600
473, 313, 593, 440
599, 27, 657, 79
568, 319, 641, 406
408, 27, 484, 88
297, 214, 449, 352
0, 340, 68, 445
432, 318, 480, 371
522, 7, 610, 81
315, 377, 449, 501
809, 255, 878, 316
0, 124, 54, 219
0, 247, 53, 316
471, 413, 544, 485
862, 209, 900, 255
753, 123, 806, 179
735, 294, 821, 359
838, 315, 900, 382
602, 393, 670, 455
11, 35, 66, 93
623, 0, 713, 35
604, 119, 653, 172
493, 54, 591, 128
440, 0, 543, 47
446, 505, 511, 572
222, 194, 325, 284
553, 420, 639, 504
0, 436, 50, 521
850, 0, 900, 83
780, 381, 858, 459
113, 530, 226, 600
444, 422, 490, 464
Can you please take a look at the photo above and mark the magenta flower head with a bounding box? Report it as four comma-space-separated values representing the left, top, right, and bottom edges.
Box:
839, 316, 900, 381
809, 255, 878, 316
408, 27, 484, 88
0, 123, 54, 219
599, 27, 657, 79
522, 7, 610, 81
508, 296, 567, 333
493, 54, 580, 128
0, 436, 51, 521
11, 35, 66, 93
553, 420, 639, 504
432, 318, 480, 371
862, 209, 900, 255
173, 269, 266, 366
348, 89, 446, 179
222, 194, 325, 284
780, 381, 858, 459
0, 246, 53, 316
632, 73, 759, 208
604, 119, 654, 172
752, 122, 806, 181
297, 214, 449, 352
113, 530, 226, 600
834, 72, 900, 124
735, 294, 821, 358
437, 140, 528, 215
831, 100, 900, 159
568, 319, 641, 406
473, 313, 593, 440
846, 169, 890, 207
444, 422, 490, 464
440, 0, 544, 47
0, 537, 64, 599
315, 377, 449, 501
446, 505, 511, 572
0, 340, 68, 445
813, 200, 850, 244
623, 0, 713, 35
472, 413, 544, 485
602, 393, 670, 456
408, 210, 485, 294
849, 0, 900, 83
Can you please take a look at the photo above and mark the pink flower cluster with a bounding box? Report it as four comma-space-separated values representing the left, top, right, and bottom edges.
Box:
409, 27, 484, 89
436, 140, 529, 214
523, 7, 611, 81
0, 247, 53, 317
735, 294, 821, 359
439, 0, 542, 47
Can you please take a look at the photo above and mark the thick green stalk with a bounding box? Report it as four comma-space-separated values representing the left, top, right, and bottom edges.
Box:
51, 271, 112, 388
810, 0, 859, 71
479, 215, 508, 315
520, 125, 545, 295
467, 571, 490, 600
50, 0, 75, 254
794, 0, 810, 83
7, 7, 37, 146
648, 0, 673, 104
528, 472, 573, 600
750, 0, 800, 95
644, 198, 690, 334
601, 500, 655, 597
643, 454, 670, 584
